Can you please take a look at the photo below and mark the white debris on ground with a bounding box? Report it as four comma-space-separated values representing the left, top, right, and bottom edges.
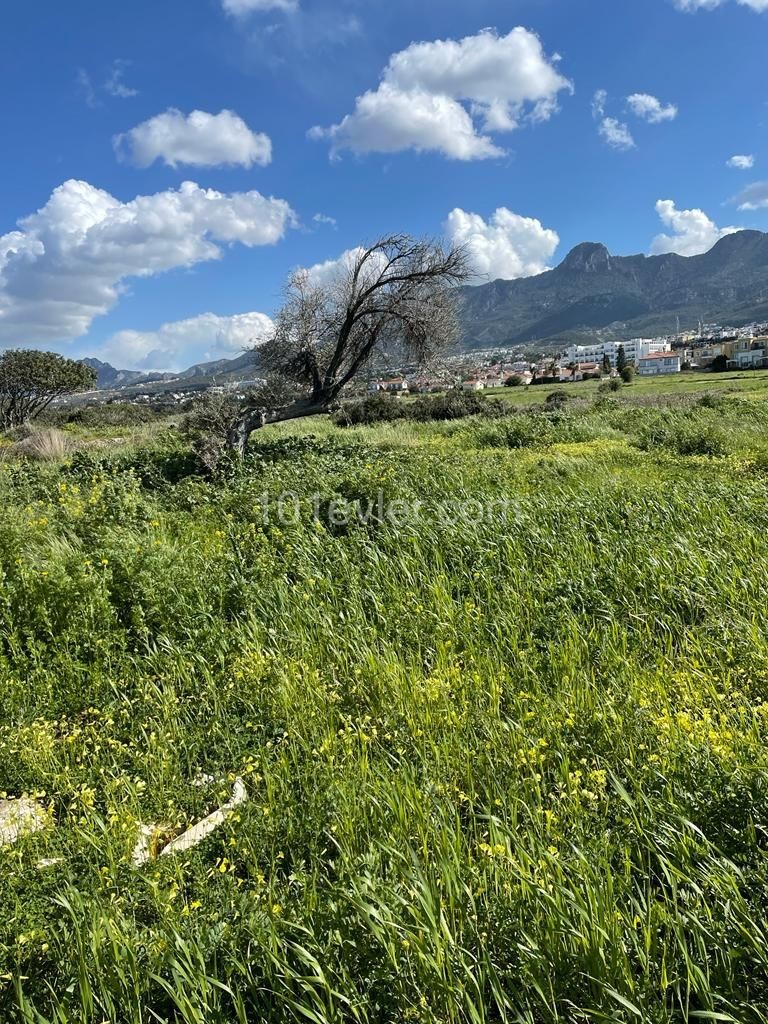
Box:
191, 773, 216, 788
131, 823, 158, 867
0, 798, 48, 846
132, 778, 248, 866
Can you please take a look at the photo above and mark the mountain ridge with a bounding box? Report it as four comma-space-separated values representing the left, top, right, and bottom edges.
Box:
458, 229, 768, 349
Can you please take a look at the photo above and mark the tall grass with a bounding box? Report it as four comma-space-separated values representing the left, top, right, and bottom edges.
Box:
1, 398, 768, 1021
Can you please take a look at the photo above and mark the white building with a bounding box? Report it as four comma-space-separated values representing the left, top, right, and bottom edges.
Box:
637, 352, 682, 376
562, 339, 669, 368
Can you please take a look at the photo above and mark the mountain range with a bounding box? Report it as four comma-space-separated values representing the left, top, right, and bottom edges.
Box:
84, 229, 768, 387
458, 229, 768, 349
81, 351, 262, 391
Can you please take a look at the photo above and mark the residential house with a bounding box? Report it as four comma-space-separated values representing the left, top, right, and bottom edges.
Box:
637, 352, 682, 376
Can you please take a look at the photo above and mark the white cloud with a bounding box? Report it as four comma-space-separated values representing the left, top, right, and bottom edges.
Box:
445, 207, 560, 280
97, 311, 275, 371
732, 181, 768, 209
650, 199, 740, 256
104, 59, 138, 99
310, 27, 572, 161
77, 59, 138, 108
222, 0, 298, 14
728, 154, 755, 169
627, 93, 678, 123
592, 89, 607, 120
599, 117, 636, 150
674, 0, 768, 11
310, 85, 504, 161
115, 109, 272, 169
313, 213, 337, 228
0, 179, 295, 346
304, 247, 374, 287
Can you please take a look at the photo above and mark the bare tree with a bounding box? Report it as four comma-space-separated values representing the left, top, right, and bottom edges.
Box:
227, 235, 472, 456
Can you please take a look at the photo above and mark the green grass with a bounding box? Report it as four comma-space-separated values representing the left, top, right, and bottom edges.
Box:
2, 393, 768, 1022
488, 368, 768, 407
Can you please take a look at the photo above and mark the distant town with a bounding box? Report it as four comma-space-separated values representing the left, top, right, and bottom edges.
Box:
62, 320, 768, 411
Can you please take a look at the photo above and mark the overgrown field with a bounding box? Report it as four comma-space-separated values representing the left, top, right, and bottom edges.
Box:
2, 393, 768, 1022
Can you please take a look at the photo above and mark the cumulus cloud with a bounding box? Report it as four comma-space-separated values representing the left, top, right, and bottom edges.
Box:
302, 247, 376, 287
445, 207, 560, 280
728, 154, 755, 170
732, 181, 768, 209
599, 117, 636, 150
674, 0, 768, 11
97, 311, 275, 371
115, 109, 272, 169
310, 27, 572, 161
222, 0, 298, 14
627, 93, 678, 123
0, 179, 295, 345
650, 199, 740, 256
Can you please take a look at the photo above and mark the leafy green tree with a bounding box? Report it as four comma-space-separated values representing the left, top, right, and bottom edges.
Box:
602, 353, 612, 375
0, 350, 96, 429
620, 365, 635, 384
616, 345, 628, 373
710, 354, 729, 373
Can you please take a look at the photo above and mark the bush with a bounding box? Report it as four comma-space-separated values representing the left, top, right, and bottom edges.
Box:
410, 389, 500, 422
505, 375, 524, 387
182, 393, 243, 474
44, 403, 167, 428
674, 427, 731, 457
620, 366, 635, 384
332, 393, 407, 427
333, 389, 505, 428
544, 391, 569, 410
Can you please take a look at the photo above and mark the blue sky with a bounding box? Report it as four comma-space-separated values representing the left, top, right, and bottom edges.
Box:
1, 0, 767, 370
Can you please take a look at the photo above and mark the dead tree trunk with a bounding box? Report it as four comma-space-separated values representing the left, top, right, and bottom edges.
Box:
229, 397, 331, 457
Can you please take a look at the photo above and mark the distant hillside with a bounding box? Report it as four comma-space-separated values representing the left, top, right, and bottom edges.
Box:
458, 230, 768, 349
177, 350, 261, 380
81, 350, 262, 390
80, 358, 152, 389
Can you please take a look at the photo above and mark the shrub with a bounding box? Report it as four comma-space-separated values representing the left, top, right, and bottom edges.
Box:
44, 403, 167, 428
182, 393, 244, 473
332, 393, 407, 427
544, 391, 569, 410
334, 389, 506, 427
410, 389, 496, 422
674, 427, 731, 457
505, 375, 524, 387
620, 366, 635, 384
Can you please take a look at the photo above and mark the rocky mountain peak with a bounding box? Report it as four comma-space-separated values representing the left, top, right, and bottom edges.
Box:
560, 242, 612, 274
